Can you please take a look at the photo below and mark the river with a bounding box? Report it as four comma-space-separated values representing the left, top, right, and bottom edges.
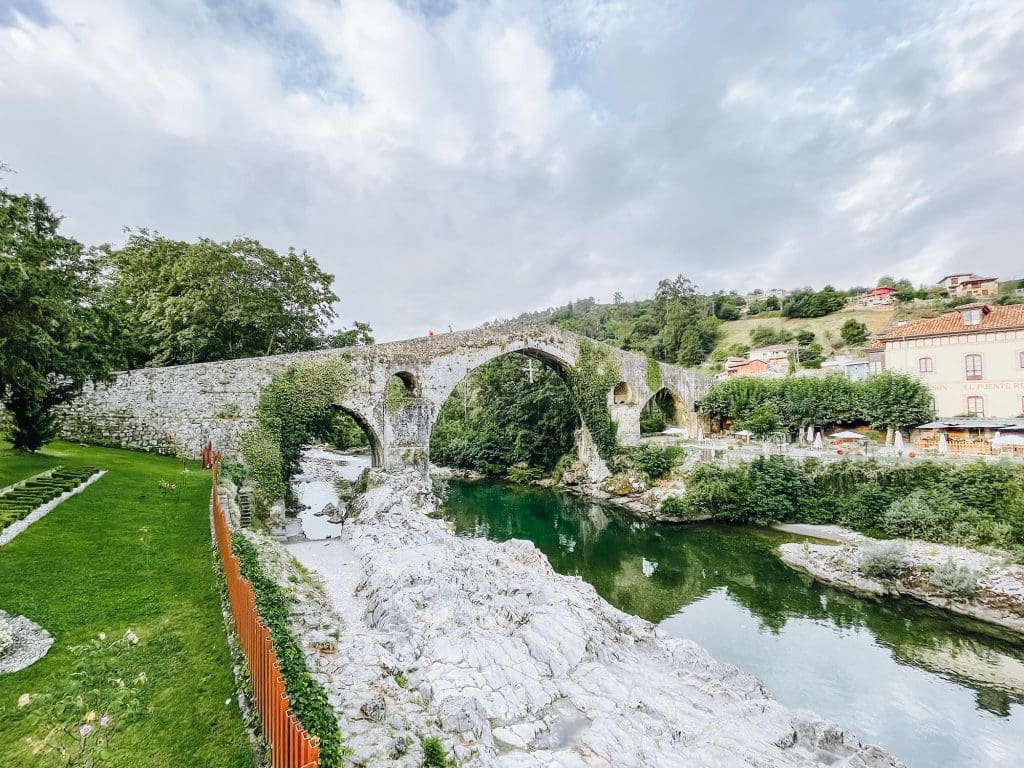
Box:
439, 479, 1024, 768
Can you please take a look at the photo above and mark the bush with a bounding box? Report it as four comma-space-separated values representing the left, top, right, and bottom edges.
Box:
659, 496, 688, 516
857, 542, 908, 579
927, 558, 980, 600
231, 534, 345, 766
616, 445, 684, 480
880, 489, 964, 540
421, 736, 449, 767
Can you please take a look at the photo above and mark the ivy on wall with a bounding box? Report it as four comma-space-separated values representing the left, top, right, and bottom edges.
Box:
568, 340, 621, 461
231, 534, 346, 767
240, 358, 355, 515
645, 358, 662, 393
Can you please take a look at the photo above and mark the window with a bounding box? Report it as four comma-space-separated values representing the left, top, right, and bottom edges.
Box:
918, 357, 934, 373
1019, 350, 1024, 368
965, 354, 983, 380
966, 396, 985, 417
961, 308, 982, 326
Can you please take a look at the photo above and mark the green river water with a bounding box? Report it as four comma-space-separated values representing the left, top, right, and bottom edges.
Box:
440, 479, 1024, 768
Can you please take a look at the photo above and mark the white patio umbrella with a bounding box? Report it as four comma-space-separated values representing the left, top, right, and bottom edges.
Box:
894, 430, 905, 451
996, 433, 1024, 446
806, 425, 815, 443
993, 432, 1003, 451
938, 432, 949, 454
830, 430, 867, 440
734, 429, 753, 441
813, 431, 823, 449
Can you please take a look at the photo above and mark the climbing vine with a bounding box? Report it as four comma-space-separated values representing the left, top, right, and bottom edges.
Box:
231, 534, 346, 767
240, 358, 355, 515
568, 340, 620, 462
645, 357, 662, 392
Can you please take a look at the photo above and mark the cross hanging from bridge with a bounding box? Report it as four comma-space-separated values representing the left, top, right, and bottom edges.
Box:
522, 358, 538, 384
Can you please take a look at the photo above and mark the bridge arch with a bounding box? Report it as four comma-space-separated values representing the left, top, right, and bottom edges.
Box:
425, 347, 581, 476
639, 386, 686, 434
612, 381, 632, 405
334, 405, 384, 468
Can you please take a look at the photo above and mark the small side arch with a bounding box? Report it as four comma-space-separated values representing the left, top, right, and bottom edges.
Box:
333, 405, 384, 467
612, 381, 632, 405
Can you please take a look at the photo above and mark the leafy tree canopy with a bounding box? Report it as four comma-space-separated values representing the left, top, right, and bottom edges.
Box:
0, 188, 113, 450
102, 230, 341, 367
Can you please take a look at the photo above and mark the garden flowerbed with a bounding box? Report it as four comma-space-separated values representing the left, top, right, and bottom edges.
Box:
0, 466, 101, 541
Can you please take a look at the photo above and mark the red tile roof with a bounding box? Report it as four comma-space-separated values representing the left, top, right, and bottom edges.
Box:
876, 303, 1024, 341
726, 359, 769, 376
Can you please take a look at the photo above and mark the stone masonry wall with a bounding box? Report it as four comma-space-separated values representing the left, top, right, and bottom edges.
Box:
58, 324, 713, 465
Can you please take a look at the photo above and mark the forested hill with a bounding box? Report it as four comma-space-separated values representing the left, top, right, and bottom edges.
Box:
507, 276, 864, 369
507, 274, 1023, 371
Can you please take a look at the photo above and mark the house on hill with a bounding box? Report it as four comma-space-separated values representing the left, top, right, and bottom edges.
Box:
856, 286, 897, 307
938, 273, 999, 298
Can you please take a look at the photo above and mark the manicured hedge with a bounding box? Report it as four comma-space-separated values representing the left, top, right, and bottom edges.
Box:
0, 466, 99, 533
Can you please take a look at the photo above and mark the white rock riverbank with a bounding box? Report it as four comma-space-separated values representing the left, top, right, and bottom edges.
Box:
777, 527, 1024, 635
263, 456, 903, 767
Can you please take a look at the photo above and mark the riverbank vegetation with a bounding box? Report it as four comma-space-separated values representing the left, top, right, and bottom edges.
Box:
678, 457, 1024, 553
0, 440, 252, 767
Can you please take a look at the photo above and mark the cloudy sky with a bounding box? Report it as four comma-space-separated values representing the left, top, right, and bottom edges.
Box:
1, 1, 1022, 340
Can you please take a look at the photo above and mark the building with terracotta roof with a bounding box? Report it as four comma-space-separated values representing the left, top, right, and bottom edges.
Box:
874, 303, 1024, 417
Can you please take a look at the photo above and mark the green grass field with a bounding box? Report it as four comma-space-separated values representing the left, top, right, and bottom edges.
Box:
715, 305, 895, 355
0, 441, 252, 768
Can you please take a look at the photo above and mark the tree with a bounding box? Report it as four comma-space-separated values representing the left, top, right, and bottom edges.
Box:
840, 318, 869, 346
740, 401, 781, 438
877, 276, 896, 288
782, 286, 846, 318
0, 189, 112, 451
324, 321, 374, 348
430, 354, 579, 475
858, 372, 934, 433
750, 326, 794, 347
675, 327, 706, 367
102, 231, 339, 367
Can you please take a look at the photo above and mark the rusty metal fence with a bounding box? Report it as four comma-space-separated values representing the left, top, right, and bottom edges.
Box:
211, 454, 320, 768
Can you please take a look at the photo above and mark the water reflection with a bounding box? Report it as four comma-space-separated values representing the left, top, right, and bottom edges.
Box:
441, 479, 1024, 768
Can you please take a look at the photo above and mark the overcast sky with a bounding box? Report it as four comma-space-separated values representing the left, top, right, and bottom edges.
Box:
2, 1, 1022, 340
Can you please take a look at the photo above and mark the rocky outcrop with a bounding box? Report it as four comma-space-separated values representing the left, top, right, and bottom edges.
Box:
0, 610, 54, 674
278, 469, 901, 767
778, 530, 1024, 635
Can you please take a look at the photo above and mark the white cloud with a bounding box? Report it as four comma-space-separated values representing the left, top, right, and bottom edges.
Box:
1, 0, 1022, 339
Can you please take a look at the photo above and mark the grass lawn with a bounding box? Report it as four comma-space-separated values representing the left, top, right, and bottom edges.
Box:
715, 306, 895, 356
0, 440, 253, 768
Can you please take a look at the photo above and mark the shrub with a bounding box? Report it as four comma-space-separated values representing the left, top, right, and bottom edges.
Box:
927, 558, 980, 600
421, 736, 449, 767
880, 489, 964, 540
659, 496, 687, 516
857, 542, 908, 579
616, 445, 683, 480
231, 534, 345, 766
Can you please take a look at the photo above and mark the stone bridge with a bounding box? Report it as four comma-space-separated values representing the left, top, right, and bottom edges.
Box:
60, 323, 711, 473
